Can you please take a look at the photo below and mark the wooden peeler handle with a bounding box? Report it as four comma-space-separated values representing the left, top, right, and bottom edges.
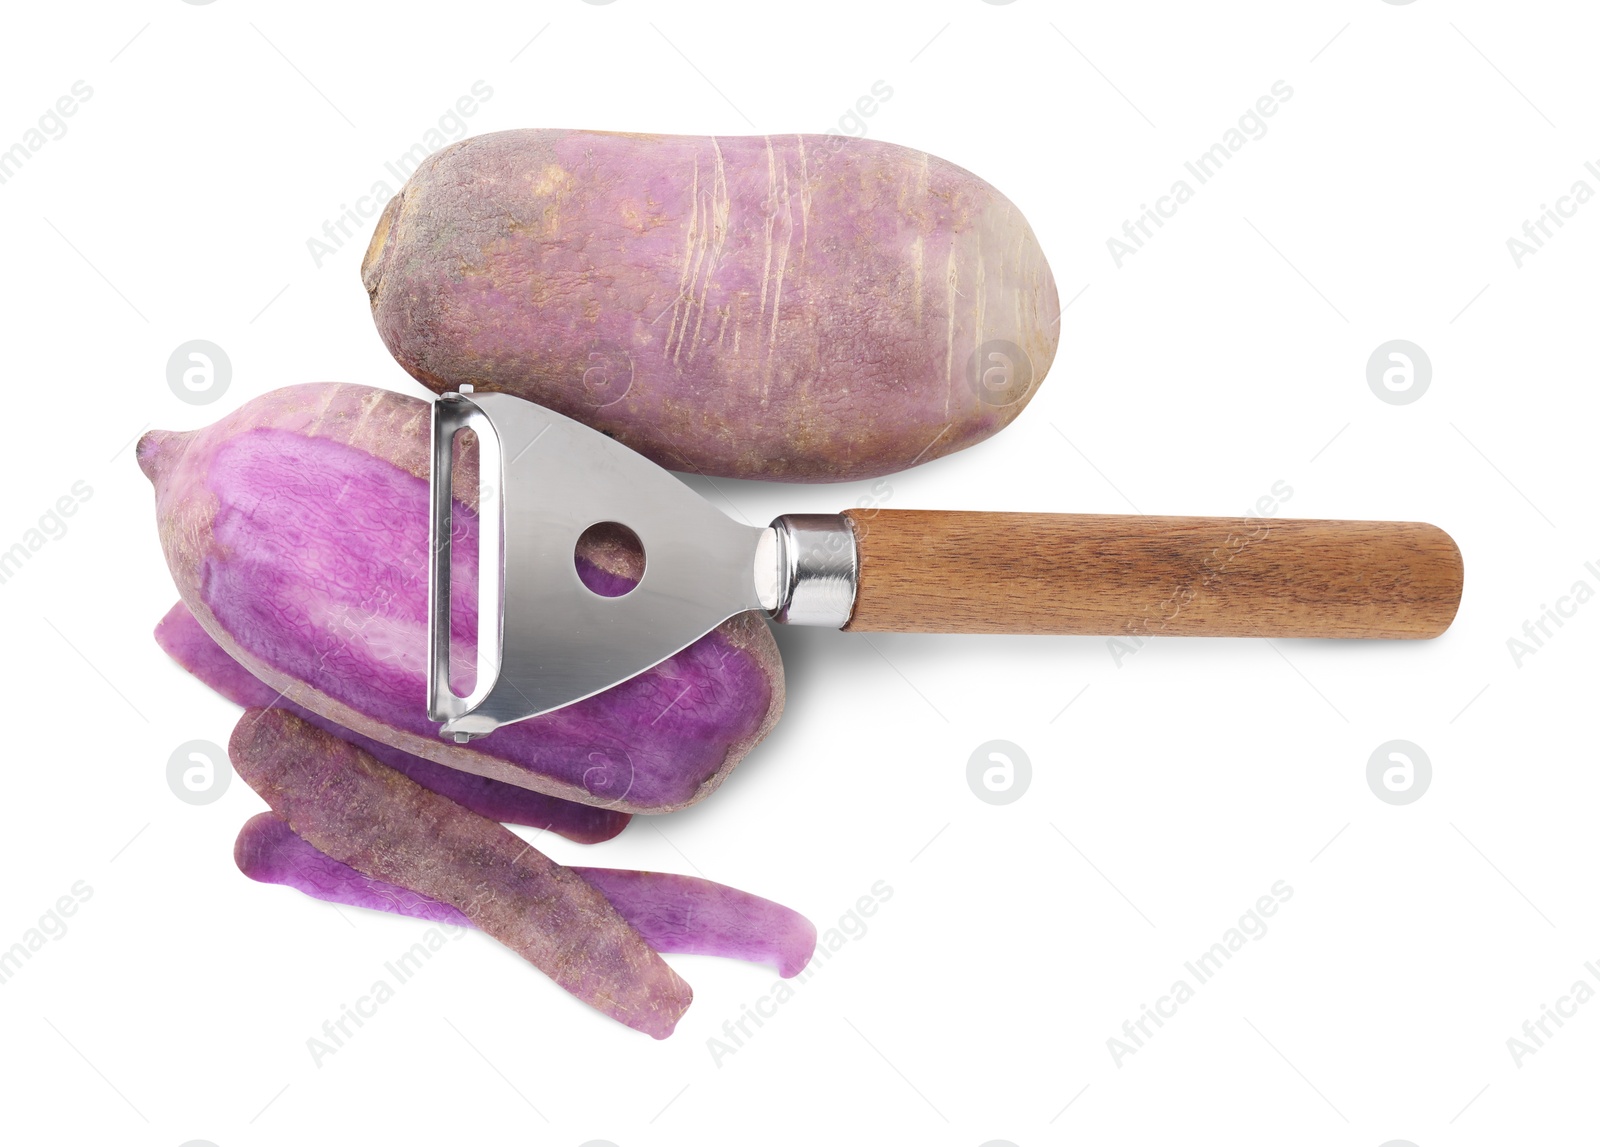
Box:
838, 510, 1463, 639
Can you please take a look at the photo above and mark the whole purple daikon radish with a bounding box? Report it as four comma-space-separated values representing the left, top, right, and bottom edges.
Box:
237, 812, 816, 978
362, 128, 1059, 481
230, 707, 693, 1038
138, 382, 783, 814
155, 601, 628, 843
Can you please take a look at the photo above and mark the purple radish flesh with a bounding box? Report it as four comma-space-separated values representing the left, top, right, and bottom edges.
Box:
139, 382, 784, 814
155, 599, 628, 843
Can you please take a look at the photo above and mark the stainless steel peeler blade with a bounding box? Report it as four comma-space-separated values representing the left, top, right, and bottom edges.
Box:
428, 389, 784, 740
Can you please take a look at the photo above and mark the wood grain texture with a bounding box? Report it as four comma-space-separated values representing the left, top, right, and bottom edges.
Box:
840, 510, 1463, 639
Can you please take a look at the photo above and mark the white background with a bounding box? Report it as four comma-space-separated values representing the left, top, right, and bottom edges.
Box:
0, 2, 1595, 1144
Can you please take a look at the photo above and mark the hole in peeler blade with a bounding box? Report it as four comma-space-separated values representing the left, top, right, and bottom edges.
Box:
575, 522, 645, 598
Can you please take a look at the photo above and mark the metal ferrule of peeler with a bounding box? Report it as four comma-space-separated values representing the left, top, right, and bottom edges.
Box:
756, 514, 859, 628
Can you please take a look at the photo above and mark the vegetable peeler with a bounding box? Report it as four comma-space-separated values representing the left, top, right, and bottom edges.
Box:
428, 388, 1462, 740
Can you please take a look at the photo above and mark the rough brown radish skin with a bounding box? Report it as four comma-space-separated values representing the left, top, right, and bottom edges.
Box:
235, 811, 818, 978
362, 129, 1059, 481
230, 708, 694, 1038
